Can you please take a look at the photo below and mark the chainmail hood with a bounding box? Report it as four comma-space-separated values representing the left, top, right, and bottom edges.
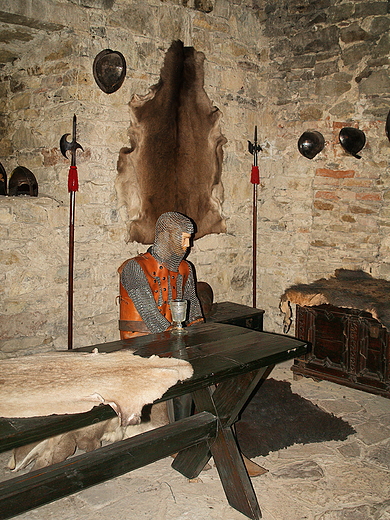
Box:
151, 212, 194, 271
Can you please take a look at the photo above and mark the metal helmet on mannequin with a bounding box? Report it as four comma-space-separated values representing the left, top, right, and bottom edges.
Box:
152, 212, 194, 272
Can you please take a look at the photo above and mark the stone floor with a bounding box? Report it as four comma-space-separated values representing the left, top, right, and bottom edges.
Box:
1, 360, 390, 520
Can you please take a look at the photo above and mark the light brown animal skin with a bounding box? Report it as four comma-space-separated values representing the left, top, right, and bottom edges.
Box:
0, 349, 193, 427
2, 349, 189, 472
115, 39, 227, 244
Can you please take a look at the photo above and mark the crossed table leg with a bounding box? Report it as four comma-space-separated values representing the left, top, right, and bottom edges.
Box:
172, 365, 274, 520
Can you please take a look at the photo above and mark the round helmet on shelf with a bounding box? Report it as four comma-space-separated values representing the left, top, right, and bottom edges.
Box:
339, 127, 366, 159
0, 162, 7, 195
8, 166, 38, 196
298, 131, 325, 159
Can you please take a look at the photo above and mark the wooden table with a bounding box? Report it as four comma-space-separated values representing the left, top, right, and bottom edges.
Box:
0, 322, 308, 520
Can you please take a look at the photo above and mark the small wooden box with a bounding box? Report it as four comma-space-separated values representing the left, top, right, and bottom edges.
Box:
292, 304, 390, 398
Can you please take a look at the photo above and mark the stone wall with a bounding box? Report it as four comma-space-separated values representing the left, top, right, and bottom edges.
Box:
0, 0, 389, 356
257, 0, 390, 319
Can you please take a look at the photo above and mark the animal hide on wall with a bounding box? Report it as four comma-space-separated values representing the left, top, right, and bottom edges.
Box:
116, 40, 227, 244
0, 349, 193, 426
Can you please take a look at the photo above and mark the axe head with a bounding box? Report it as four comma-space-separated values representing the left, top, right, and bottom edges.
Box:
60, 133, 83, 160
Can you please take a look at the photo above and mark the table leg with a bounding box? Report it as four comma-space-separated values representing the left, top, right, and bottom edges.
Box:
212, 365, 274, 426
211, 426, 261, 520
171, 440, 213, 478
173, 366, 272, 477
173, 365, 274, 519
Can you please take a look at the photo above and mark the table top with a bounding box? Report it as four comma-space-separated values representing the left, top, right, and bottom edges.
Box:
76, 322, 307, 397
0, 323, 308, 452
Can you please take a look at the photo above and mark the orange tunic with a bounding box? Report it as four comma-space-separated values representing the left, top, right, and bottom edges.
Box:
118, 252, 190, 339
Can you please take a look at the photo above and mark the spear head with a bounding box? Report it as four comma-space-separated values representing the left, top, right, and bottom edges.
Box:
248, 125, 262, 157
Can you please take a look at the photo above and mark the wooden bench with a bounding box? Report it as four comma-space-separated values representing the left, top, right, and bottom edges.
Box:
0, 321, 307, 520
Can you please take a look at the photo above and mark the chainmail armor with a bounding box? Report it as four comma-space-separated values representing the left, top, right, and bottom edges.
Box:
183, 264, 203, 323
152, 212, 194, 272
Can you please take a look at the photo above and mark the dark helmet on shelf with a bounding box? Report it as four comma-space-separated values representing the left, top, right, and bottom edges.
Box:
298, 131, 325, 159
93, 49, 126, 94
339, 127, 366, 159
8, 166, 38, 196
0, 162, 7, 195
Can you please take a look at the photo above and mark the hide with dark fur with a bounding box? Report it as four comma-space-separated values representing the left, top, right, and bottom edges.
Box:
281, 269, 390, 332
116, 40, 227, 244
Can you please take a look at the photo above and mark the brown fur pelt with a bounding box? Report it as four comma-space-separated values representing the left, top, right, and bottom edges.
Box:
8, 402, 169, 472
0, 349, 193, 426
115, 40, 227, 244
280, 269, 390, 332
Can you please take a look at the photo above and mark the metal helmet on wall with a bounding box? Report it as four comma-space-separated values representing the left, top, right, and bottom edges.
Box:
8, 166, 38, 196
339, 127, 366, 159
93, 49, 126, 94
298, 131, 325, 159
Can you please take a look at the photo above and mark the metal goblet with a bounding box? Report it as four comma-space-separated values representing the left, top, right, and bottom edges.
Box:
169, 299, 188, 334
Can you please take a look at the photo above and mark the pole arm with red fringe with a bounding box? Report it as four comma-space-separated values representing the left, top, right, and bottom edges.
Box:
60, 115, 84, 350
248, 126, 262, 308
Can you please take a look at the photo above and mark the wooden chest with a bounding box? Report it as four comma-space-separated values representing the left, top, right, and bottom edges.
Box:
291, 304, 390, 398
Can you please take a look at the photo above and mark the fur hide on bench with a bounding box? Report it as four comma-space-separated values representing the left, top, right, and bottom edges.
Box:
280, 269, 390, 333
0, 349, 193, 425
1, 349, 193, 471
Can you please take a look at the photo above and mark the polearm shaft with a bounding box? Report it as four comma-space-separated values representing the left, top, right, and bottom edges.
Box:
60, 115, 83, 350
248, 126, 262, 308
68, 190, 76, 350
253, 180, 257, 308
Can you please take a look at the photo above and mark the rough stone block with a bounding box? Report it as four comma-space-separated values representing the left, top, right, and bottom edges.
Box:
354, 1, 388, 17
359, 69, 390, 95
342, 42, 371, 66
315, 77, 351, 97
327, 3, 355, 23
340, 22, 370, 44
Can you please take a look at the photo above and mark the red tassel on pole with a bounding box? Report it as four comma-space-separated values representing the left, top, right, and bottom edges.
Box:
251, 165, 260, 185
68, 165, 79, 192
